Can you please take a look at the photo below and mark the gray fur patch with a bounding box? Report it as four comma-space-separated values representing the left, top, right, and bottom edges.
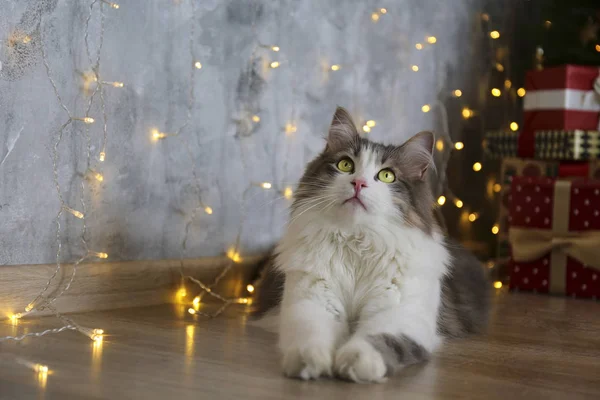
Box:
368, 333, 429, 375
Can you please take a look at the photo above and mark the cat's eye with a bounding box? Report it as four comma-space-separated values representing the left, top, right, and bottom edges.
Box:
337, 158, 354, 173
378, 169, 395, 183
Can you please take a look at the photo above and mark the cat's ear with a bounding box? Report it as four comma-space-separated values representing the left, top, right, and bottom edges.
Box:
326, 107, 359, 152
393, 131, 434, 180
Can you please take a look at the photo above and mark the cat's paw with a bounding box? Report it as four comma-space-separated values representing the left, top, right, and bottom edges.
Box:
334, 338, 387, 383
281, 345, 333, 380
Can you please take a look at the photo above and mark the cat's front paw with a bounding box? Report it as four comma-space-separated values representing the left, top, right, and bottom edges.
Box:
334, 338, 387, 383
282, 345, 333, 380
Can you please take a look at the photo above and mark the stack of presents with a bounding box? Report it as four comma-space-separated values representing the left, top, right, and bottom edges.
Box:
486, 65, 600, 300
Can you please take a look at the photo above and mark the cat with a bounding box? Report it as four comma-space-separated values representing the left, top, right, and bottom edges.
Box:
252, 107, 490, 383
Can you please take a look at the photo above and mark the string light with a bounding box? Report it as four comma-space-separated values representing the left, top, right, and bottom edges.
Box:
453, 89, 462, 97
252, 115, 260, 122
100, 0, 119, 8
99, 151, 106, 162
481, 13, 489, 21
63, 206, 84, 219
330, 64, 340, 71
22, 35, 32, 44
510, 122, 519, 131
194, 61, 202, 69
178, 288, 187, 298
491, 88, 501, 97
192, 296, 200, 306
246, 284, 255, 293
596, 44, 600, 53
88, 251, 108, 259
371, 12, 380, 22
421, 104, 431, 113
454, 141, 464, 150
271, 46, 280, 52
236, 298, 250, 304
436, 139, 444, 151
284, 123, 297, 134
90, 170, 104, 182
517, 88, 526, 97
362, 125, 371, 133
151, 128, 168, 140
495, 63, 504, 72
204, 206, 213, 215
366, 120, 376, 128
491, 224, 500, 234
544, 20, 552, 28
426, 36, 437, 44
73, 117, 95, 124
461, 107, 474, 119
493, 281, 503, 289
188, 308, 196, 315
504, 79, 512, 89
411, 65, 419, 72
270, 61, 280, 69
380, 8, 387, 14
472, 162, 482, 172
489, 30, 500, 39
437, 195, 446, 206
283, 187, 293, 200
226, 248, 242, 263
261, 182, 272, 189
468, 212, 479, 222
102, 81, 124, 88
454, 198, 463, 208
415, 43, 423, 50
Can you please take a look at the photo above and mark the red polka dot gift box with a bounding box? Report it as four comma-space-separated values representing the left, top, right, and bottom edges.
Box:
508, 176, 600, 299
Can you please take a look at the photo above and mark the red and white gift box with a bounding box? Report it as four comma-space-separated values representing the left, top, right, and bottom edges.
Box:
521, 65, 600, 158
508, 176, 600, 299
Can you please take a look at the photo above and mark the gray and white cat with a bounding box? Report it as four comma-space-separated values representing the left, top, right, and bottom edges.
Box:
253, 107, 490, 383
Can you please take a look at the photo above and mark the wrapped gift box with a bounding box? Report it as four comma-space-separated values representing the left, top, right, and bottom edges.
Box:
508, 176, 600, 299
521, 65, 600, 158
485, 130, 600, 161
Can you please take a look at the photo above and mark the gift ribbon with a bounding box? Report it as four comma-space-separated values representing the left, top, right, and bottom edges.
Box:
509, 181, 600, 294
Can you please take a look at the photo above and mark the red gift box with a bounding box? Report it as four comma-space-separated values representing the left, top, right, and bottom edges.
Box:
521, 65, 600, 158
508, 176, 600, 299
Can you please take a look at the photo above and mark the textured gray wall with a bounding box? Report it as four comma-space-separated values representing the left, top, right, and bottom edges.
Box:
1, 0, 478, 266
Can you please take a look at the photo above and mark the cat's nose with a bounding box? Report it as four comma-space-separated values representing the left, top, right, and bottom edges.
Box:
351, 178, 368, 195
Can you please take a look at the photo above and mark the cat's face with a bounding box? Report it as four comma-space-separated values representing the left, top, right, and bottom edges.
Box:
292, 107, 435, 232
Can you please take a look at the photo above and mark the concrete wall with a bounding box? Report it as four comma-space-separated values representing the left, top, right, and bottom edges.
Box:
0, 0, 481, 265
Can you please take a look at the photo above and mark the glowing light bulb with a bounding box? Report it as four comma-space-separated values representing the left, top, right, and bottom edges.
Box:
481, 13, 489, 21
25, 304, 34, 312
99, 151, 106, 162
247, 284, 255, 293
194, 61, 202, 69
193, 296, 200, 306
493, 281, 503, 289
93, 172, 104, 182
454, 141, 464, 150
34, 364, 49, 373
188, 308, 196, 315
371, 12, 380, 22
261, 182, 272, 189
151, 129, 167, 140
92, 329, 104, 335
10, 313, 22, 321
596, 44, 600, 53
454, 199, 463, 208
436, 139, 444, 151
271, 46, 280, 52
495, 63, 504, 72
468, 213, 479, 222
270, 61, 280, 69
504, 79, 512, 89
453, 89, 462, 97
461, 107, 474, 119
22, 35, 32, 44
472, 162, 482, 172
437, 196, 446, 206
380, 8, 387, 14
227, 248, 242, 263
426, 36, 437, 44
415, 43, 423, 50
283, 186, 293, 200
510, 122, 519, 131
490, 31, 500, 39
112, 81, 124, 88
362, 125, 371, 133
491, 224, 500, 235
204, 206, 213, 215
517, 88, 526, 97
421, 104, 431, 113
84, 117, 95, 124
285, 123, 297, 134
330, 65, 340, 71
252, 115, 260, 122
90, 251, 108, 259
411, 65, 419, 72
544, 20, 552, 28
493, 183, 502, 193
491, 88, 501, 97
236, 298, 249, 304
64, 206, 84, 219
366, 120, 376, 128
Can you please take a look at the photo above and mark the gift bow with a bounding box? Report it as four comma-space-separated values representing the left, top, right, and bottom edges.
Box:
509, 180, 600, 294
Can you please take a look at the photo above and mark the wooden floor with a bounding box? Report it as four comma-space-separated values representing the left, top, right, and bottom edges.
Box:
1, 291, 599, 400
